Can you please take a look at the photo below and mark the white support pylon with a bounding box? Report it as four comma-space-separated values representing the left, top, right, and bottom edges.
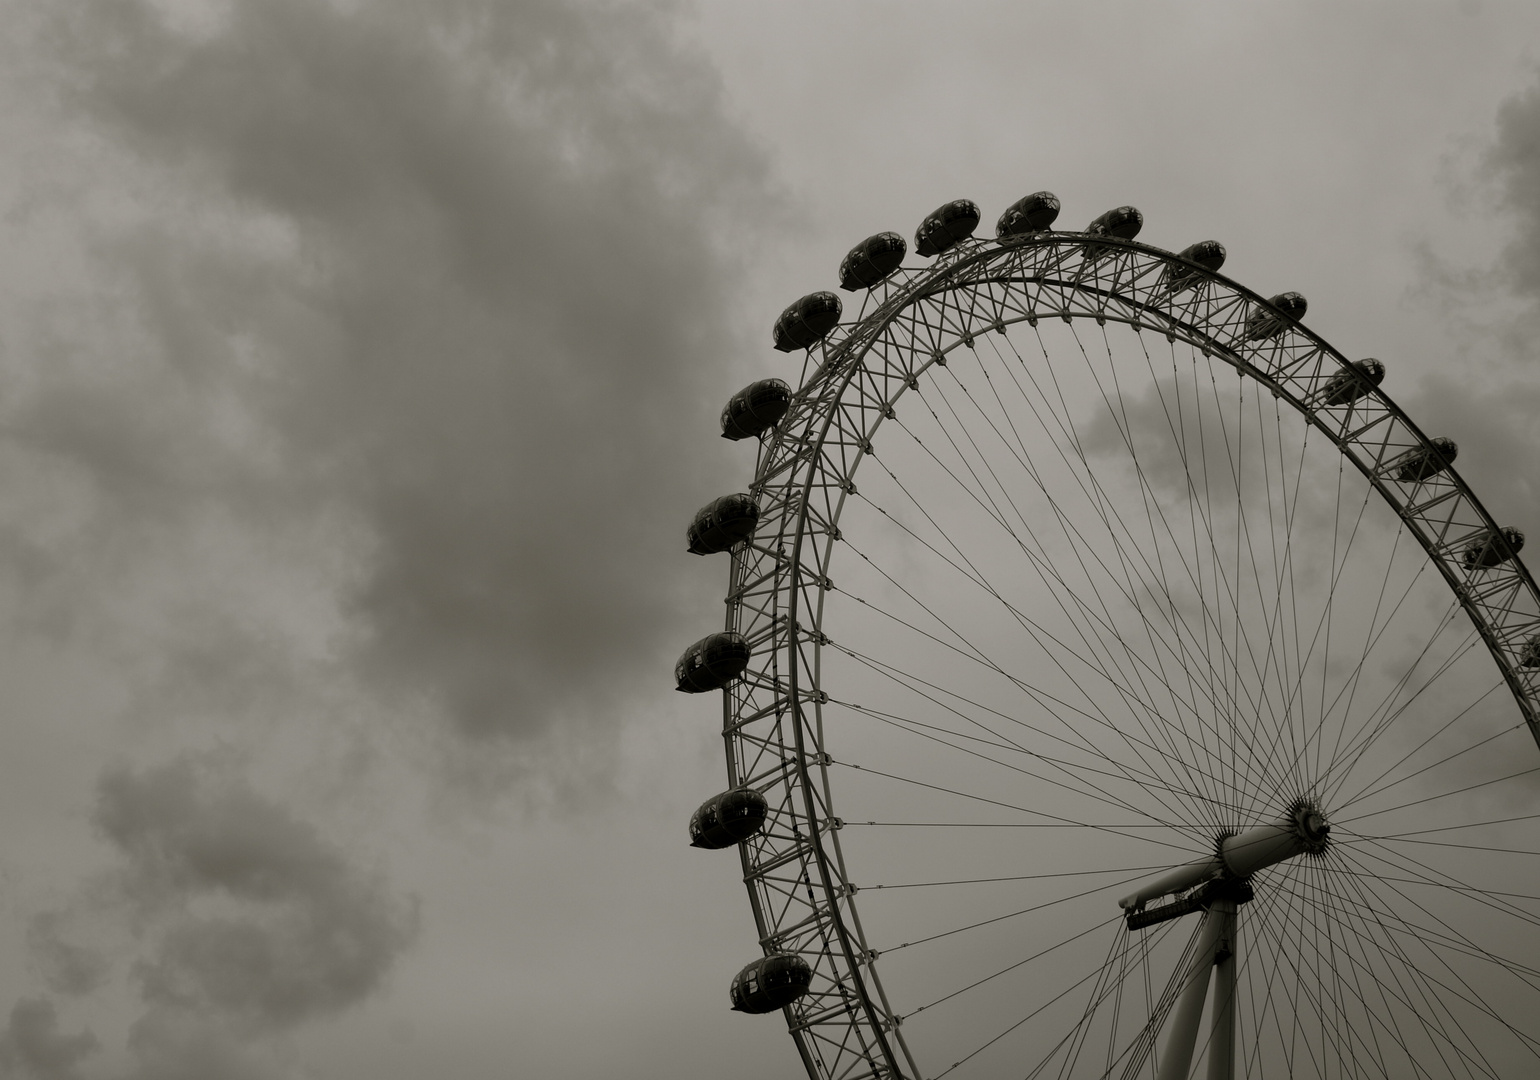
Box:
1206, 900, 1238, 1080
1156, 909, 1224, 1080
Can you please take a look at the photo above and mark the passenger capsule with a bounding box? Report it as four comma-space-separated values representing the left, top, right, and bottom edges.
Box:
996, 191, 1061, 237
839, 232, 907, 291
1521, 635, 1540, 669
1319, 358, 1386, 406
689, 787, 769, 848
720, 379, 792, 441
1085, 205, 1143, 241
1393, 437, 1458, 482
914, 199, 981, 257
1244, 292, 1308, 340
687, 494, 760, 556
1161, 241, 1226, 292
675, 632, 752, 693
773, 292, 843, 353
1462, 526, 1525, 571
729, 954, 813, 1013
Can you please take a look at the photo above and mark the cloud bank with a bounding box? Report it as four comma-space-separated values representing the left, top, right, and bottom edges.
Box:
5, 0, 773, 759
0, 0, 776, 1075
9, 754, 418, 1079
1403, 69, 1540, 533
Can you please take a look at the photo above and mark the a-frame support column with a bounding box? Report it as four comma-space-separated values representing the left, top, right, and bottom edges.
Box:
1155, 898, 1237, 1080
1206, 900, 1237, 1080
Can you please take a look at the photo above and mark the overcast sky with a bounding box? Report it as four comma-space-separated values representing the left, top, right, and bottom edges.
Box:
0, 2, 1538, 1078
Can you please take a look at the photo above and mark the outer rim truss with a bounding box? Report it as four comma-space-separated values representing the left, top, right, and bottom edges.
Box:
720, 231, 1540, 1080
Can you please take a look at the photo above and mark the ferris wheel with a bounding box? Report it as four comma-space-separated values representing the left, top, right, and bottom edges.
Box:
677, 192, 1540, 1080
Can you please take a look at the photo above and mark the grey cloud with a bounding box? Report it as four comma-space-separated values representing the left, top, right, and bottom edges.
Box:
1489, 76, 1540, 299
10, 756, 417, 1080
120, 1011, 286, 1080
20, 0, 778, 757
26, 915, 108, 998
1396, 71, 1540, 534
0, 998, 97, 1080
94, 756, 419, 1030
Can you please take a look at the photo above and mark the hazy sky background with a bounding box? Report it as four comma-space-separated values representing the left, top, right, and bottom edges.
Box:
0, 2, 1538, 1078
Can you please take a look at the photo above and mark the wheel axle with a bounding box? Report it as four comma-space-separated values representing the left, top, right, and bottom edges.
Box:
1118, 800, 1330, 918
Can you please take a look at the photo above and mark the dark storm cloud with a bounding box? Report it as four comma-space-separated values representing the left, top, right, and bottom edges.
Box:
0, 998, 97, 1080
1489, 76, 1540, 299
94, 757, 418, 1028
22, 0, 775, 748
26, 915, 108, 998
11, 756, 418, 1079
1399, 70, 1540, 532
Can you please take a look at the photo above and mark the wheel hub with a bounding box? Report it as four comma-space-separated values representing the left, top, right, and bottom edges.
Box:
1118, 799, 1331, 924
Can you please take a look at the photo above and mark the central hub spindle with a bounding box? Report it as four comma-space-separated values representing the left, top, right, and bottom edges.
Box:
1118, 800, 1330, 918
1122, 801, 1330, 1080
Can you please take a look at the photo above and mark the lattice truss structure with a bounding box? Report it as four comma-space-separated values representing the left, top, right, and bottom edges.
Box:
717, 232, 1540, 1080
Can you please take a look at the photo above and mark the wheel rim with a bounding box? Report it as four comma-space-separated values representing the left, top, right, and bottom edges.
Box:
722, 232, 1540, 1080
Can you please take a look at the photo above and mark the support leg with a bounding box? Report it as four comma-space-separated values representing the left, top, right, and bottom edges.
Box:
1156, 910, 1224, 1080
1206, 901, 1237, 1080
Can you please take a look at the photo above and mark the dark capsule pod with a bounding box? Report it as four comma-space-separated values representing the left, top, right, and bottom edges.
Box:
772, 292, 843, 353
1085, 205, 1143, 241
839, 232, 907, 291
720, 379, 792, 441
1244, 292, 1309, 340
1393, 437, 1458, 482
689, 788, 769, 848
996, 191, 1061, 237
674, 632, 752, 693
1319, 358, 1387, 406
914, 199, 982, 257
1161, 241, 1227, 292
687, 494, 760, 555
729, 954, 813, 1013
1463, 527, 1525, 570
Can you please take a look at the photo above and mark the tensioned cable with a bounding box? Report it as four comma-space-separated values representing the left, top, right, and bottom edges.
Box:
863, 865, 1169, 891
1028, 324, 1272, 817
1035, 323, 1248, 821
844, 467, 1249, 823
1355, 818, 1540, 844
1312, 864, 1540, 904
1300, 858, 1475, 1080
831, 695, 1216, 831
900, 912, 1129, 1023
1317, 853, 1532, 1073
847, 822, 1182, 829
968, 324, 1241, 814
831, 520, 1236, 821
1316, 615, 1482, 807
827, 639, 1236, 825
826, 615, 1244, 824
1308, 865, 1540, 985
1055, 924, 1133, 1080
1333, 697, 1513, 812
1131, 326, 1272, 815
1336, 764, 1540, 826
1333, 832, 1540, 934
911, 367, 1238, 818
829, 759, 1204, 855
972, 328, 1240, 819
1328, 842, 1540, 999
874, 875, 1142, 958
855, 424, 1230, 825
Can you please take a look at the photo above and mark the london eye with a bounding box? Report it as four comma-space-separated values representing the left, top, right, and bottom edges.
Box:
679, 192, 1540, 1080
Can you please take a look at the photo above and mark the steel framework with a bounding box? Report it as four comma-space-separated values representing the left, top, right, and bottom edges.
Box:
718, 231, 1540, 1080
